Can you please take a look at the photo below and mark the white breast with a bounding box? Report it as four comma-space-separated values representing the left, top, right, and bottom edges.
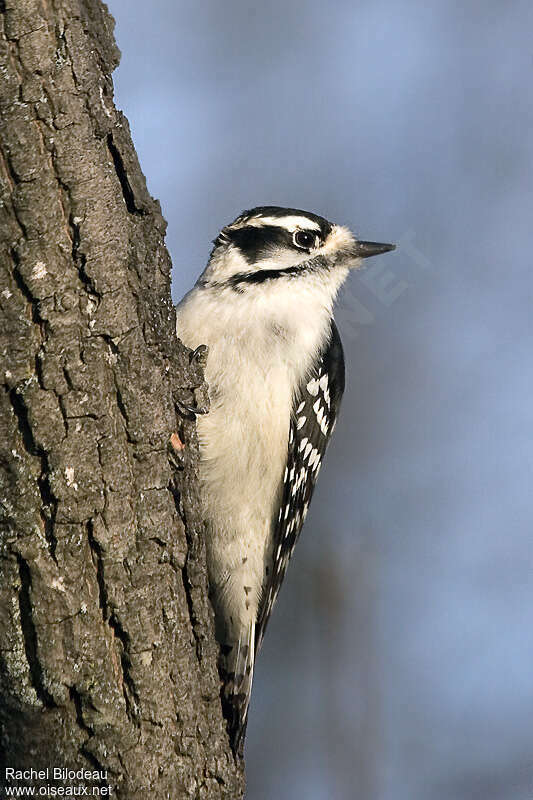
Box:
176, 269, 347, 620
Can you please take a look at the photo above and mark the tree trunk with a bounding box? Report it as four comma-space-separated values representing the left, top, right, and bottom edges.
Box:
0, 1, 244, 797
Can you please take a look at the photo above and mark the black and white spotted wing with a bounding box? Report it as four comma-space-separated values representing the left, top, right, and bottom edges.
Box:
255, 320, 345, 651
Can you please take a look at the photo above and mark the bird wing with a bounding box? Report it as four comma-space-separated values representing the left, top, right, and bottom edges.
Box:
255, 319, 345, 652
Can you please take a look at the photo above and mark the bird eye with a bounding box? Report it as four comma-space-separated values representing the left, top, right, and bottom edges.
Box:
293, 230, 318, 250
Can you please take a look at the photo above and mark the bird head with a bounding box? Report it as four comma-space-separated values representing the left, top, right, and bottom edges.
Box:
199, 206, 395, 291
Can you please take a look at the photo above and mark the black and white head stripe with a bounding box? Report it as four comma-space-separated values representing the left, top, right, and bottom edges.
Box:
228, 206, 333, 238
255, 319, 345, 652
206, 206, 336, 291
226, 256, 329, 291
215, 207, 333, 256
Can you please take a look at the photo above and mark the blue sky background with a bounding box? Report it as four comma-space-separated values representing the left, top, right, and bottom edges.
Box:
106, 2, 533, 797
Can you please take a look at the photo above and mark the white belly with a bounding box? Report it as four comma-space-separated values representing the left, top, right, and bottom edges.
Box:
197, 335, 292, 622
176, 276, 342, 625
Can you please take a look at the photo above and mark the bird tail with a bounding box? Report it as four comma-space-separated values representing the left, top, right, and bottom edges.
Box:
218, 620, 255, 757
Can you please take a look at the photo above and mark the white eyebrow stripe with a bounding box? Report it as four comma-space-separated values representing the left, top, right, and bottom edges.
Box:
230, 215, 322, 233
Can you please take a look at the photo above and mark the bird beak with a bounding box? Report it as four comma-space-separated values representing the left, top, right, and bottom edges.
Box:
355, 240, 396, 258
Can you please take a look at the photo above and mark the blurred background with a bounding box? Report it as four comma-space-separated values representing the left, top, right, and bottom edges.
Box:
106, 2, 533, 797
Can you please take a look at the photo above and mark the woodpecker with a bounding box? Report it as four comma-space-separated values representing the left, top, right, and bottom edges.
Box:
176, 206, 395, 754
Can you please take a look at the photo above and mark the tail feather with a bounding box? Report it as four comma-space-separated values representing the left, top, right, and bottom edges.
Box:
219, 620, 255, 757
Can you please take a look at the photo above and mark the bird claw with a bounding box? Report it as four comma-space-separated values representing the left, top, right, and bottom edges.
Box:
175, 396, 209, 417
190, 344, 208, 369
176, 345, 210, 417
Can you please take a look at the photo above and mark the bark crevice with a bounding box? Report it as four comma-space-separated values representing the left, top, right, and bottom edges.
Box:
17, 556, 56, 708
106, 133, 145, 216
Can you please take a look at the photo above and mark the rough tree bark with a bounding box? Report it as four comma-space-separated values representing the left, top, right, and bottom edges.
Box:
0, 1, 245, 797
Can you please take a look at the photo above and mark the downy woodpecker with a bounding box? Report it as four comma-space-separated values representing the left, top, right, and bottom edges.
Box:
176, 206, 395, 754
